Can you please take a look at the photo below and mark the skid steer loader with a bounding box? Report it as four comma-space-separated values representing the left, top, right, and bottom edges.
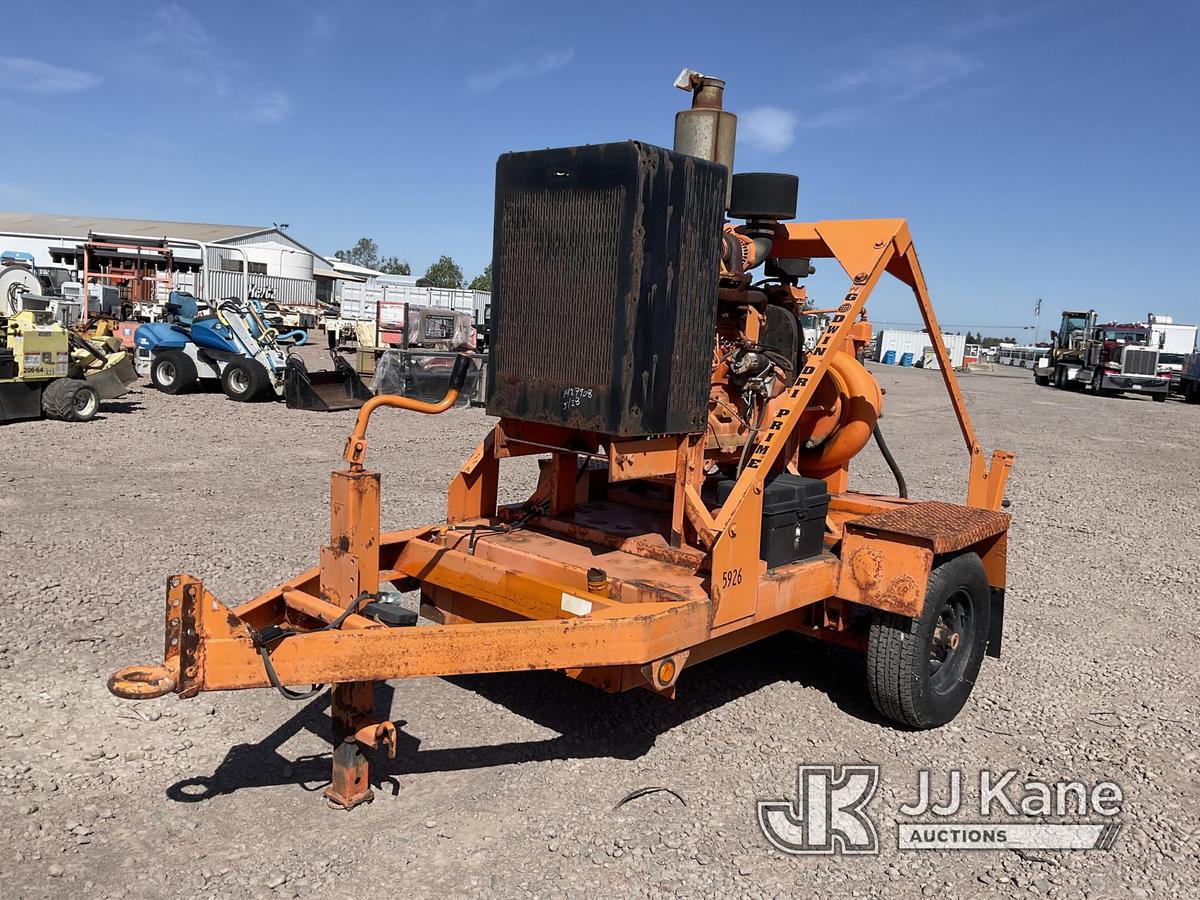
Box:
0, 299, 138, 423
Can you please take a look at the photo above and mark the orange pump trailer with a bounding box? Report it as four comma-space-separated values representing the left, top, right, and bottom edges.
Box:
110, 217, 1013, 809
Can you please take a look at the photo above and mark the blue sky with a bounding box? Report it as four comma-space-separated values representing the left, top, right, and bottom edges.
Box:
2, 0, 1197, 335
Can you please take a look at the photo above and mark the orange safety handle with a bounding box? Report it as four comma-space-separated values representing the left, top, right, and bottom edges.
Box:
343, 354, 472, 470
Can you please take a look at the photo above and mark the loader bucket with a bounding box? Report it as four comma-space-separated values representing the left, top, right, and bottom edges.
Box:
85, 353, 139, 401
284, 353, 373, 412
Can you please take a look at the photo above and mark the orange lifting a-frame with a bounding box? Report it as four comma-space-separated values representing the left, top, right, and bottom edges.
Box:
110, 215, 1013, 809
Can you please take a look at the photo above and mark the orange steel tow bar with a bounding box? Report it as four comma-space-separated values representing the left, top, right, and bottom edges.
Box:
109, 356, 472, 703
110, 355, 472, 809
342, 355, 472, 471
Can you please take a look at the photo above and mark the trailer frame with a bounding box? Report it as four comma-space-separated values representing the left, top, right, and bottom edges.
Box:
110, 218, 1013, 809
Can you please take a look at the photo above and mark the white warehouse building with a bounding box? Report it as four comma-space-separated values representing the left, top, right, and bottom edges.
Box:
0, 211, 332, 309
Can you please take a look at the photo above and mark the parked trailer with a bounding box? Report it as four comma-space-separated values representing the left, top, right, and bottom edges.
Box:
1179, 352, 1200, 403
1146, 315, 1197, 395
1147, 314, 1198, 355
336, 280, 490, 336
875, 329, 966, 369
108, 70, 1015, 813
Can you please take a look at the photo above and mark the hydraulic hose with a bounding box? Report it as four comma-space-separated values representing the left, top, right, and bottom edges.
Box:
872, 421, 908, 499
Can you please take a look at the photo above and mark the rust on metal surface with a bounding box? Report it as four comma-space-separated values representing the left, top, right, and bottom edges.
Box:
325, 681, 375, 809
845, 500, 1010, 555
609, 436, 681, 483
511, 504, 707, 569
835, 534, 932, 617
107, 662, 178, 700
177, 578, 203, 699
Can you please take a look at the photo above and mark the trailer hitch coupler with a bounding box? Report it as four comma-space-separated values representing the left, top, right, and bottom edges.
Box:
108, 660, 179, 700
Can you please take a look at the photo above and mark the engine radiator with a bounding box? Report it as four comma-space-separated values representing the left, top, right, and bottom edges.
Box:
486, 141, 727, 437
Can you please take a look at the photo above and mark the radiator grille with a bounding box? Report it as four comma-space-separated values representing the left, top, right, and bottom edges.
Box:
1122, 346, 1158, 376
669, 159, 727, 405
487, 141, 727, 436
496, 186, 623, 387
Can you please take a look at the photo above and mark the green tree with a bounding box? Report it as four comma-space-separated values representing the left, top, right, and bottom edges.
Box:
378, 256, 411, 275
424, 255, 464, 288
468, 263, 492, 291
333, 237, 379, 269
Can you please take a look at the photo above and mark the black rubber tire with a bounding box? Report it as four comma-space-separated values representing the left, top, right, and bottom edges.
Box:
220, 358, 272, 402
1033, 374, 1049, 386
150, 349, 198, 395
1151, 391, 1167, 403
867, 552, 991, 729
1053, 366, 1066, 389
1091, 369, 1108, 397
41, 378, 99, 422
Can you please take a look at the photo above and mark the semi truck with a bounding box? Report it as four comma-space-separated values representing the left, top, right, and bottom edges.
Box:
1033, 309, 1169, 400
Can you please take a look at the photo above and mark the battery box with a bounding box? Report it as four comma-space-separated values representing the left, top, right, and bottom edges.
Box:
715, 473, 831, 569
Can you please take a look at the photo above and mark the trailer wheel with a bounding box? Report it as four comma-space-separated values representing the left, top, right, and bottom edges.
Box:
151, 350, 198, 395
41, 378, 99, 422
867, 552, 991, 729
221, 358, 272, 402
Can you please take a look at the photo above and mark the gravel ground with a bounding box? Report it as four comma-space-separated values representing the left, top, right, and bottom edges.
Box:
1, 361, 1197, 899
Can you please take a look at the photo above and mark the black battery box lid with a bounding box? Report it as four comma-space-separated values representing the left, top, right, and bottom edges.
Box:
714, 472, 830, 517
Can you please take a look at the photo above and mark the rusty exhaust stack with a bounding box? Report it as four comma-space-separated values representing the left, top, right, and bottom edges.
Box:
673, 68, 737, 209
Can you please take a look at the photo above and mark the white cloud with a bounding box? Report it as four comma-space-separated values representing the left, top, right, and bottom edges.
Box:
248, 90, 291, 124
141, 5, 288, 125
0, 57, 99, 94
826, 45, 978, 101
802, 106, 864, 130
947, 1, 1047, 39
739, 107, 798, 154
147, 2, 211, 48
146, 3, 229, 96
466, 49, 574, 94
739, 104, 863, 153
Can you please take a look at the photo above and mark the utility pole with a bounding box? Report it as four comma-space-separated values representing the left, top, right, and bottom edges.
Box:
1034, 298, 1042, 345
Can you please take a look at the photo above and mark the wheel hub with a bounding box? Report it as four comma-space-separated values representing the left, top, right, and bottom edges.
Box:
928, 588, 973, 691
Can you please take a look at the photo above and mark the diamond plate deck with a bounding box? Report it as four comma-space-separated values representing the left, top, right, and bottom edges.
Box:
844, 501, 1009, 554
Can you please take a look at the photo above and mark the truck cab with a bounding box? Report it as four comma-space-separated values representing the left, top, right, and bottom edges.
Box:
1035, 310, 1168, 400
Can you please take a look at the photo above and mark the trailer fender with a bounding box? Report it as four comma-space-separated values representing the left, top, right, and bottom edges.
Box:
836, 501, 1010, 618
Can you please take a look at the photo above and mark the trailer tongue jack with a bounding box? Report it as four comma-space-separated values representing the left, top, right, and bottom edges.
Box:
110, 71, 1014, 809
